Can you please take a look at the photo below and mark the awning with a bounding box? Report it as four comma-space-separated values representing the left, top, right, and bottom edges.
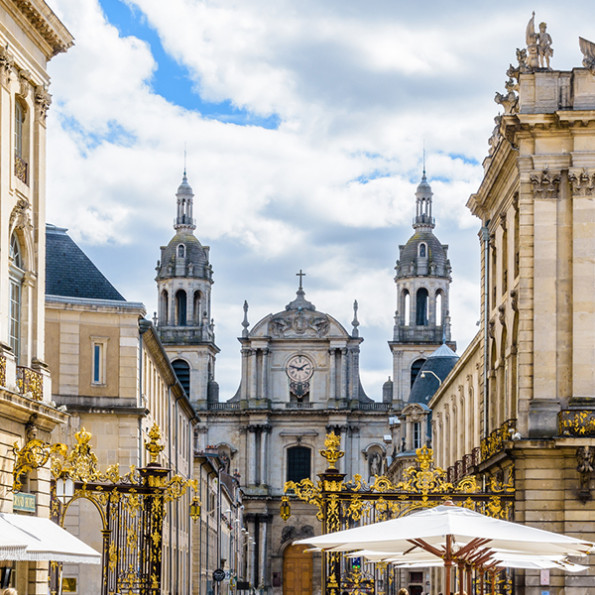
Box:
0, 513, 101, 564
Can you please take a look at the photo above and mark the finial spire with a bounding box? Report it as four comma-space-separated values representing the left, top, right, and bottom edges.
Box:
352, 300, 360, 337
422, 143, 426, 178
183, 144, 187, 178
242, 300, 250, 337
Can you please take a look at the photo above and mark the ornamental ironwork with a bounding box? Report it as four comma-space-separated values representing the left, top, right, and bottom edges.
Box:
283, 433, 515, 595
12, 424, 199, 595
16, 365, 43, 401
480, 418, 517, 461
559, 409, 595, 437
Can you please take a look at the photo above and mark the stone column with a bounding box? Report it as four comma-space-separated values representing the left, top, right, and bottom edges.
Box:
328, 348, 336, 400
240, 348, 250, 399
570, 168, 595, 400
255, 427, 261, 485
528, 169, 561, 437
248, 428, 256, 485
261, 349, 269, 399
260, 426, 269, 486
250, 350, 257, 400
340, 348, 348, 400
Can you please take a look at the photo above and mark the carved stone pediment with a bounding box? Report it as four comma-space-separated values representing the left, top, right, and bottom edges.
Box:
270, 310, 329, 338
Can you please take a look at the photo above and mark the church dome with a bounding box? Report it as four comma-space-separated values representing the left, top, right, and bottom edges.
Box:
408, 343, 459, 405
156, 231, 211, 280
396, 230, 449, 278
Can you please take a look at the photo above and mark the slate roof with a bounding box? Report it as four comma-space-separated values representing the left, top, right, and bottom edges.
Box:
397, 229, 449, 277
408, 343, 459, 405
46, 224, 125, 301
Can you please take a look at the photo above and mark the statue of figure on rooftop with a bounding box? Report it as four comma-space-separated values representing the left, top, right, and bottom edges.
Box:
525, 12, 540, 69
538, 21, 553, 69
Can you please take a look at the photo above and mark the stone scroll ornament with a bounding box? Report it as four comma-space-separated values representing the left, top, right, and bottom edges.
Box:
579, 37, 595, 75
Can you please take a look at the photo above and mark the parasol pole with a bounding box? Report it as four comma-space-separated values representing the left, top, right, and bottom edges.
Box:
458, 560, 465, 595
444, 534, 453, 595
466, 563, 472, 595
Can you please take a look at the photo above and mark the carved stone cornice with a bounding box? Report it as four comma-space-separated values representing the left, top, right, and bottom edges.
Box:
0, 46, 14, 87
530, 169, 561, 199
569, 168, 595, 197
35, 85, 51, 123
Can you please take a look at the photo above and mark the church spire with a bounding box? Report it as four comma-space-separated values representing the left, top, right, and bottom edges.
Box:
174, 170, 196, 232
413, 168, 435, 230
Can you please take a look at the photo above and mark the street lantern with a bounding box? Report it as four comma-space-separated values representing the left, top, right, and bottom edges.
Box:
190, 497, 201, 522
280, 495, 291, 521
55, 476, 74, 504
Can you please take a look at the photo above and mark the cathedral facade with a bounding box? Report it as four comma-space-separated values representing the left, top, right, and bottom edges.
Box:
154, 169, 455, 594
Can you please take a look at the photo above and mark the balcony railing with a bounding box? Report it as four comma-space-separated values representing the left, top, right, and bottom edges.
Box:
15, 155, 28, 185
558, 409, 595, 437
17, 366, 43, 401
480, 419, 516, 462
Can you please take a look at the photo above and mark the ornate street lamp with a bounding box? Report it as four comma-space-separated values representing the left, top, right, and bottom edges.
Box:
280, 495, 291, 521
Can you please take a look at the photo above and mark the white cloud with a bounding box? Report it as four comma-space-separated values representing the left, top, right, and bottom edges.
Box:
45, 0, 592, 398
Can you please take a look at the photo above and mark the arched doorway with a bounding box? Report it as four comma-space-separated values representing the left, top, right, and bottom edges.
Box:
283, 544, 312, 594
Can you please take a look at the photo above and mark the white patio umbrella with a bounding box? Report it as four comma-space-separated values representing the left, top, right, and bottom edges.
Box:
297, 502, 594, 594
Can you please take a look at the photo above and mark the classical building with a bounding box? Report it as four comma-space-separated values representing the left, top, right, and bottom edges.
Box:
0, 2, 72, 593
45, 224, 199, 594
387, 170, 455, 408
154, 176, 392, 594
429, 22, 595, 594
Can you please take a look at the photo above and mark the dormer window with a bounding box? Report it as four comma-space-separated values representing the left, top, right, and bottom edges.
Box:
177, 244, 185, 258
419, 243, 427, 258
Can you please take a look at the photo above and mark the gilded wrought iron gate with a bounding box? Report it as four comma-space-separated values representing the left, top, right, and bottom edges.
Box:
281, 433, 515, 595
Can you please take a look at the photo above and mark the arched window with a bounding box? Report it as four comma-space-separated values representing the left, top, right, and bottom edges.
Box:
410, 358, 425, 387
175, 289, 187, 326
14, 100, 28, 184
160, 289, 169, 325
177, 244, 185, 258
435, 291, 443, 326
402, 290, 410, 326
416, 288, 429, 326
287, 446, 311, 482
193, 290, 202, 325
9, 235, 24, 361
419, 243, 426, 258
172, 359, 190, 397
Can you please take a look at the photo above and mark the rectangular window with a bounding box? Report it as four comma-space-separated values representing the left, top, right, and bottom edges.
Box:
9, 279, 21, 361
91, 338, 108, 385
412, 422, 421, 450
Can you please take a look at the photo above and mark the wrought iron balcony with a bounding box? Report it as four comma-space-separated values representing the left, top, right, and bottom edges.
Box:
16, 365, 43, 401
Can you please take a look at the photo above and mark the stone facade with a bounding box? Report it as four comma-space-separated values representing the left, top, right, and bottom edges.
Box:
0, 2, 72, 593
46, 243, 198, 594
430, 48, 595, 593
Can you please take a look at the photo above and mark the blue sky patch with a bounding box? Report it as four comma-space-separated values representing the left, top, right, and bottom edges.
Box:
99, 0, 280, 129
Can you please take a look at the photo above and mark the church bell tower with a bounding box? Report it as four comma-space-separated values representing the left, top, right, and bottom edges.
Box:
155, 171, 219, 408
388, 170, 455, 406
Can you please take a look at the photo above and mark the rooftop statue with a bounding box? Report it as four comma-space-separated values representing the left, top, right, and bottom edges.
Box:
524, 12, 553, 71
579, 36, 595, 75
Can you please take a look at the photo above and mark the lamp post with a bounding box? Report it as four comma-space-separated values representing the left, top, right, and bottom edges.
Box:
420, 369, 443, 385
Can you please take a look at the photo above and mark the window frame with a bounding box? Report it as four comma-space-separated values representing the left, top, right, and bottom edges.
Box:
90, 336, 109, 386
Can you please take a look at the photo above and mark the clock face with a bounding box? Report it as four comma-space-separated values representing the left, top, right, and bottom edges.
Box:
286, 355, 314, 382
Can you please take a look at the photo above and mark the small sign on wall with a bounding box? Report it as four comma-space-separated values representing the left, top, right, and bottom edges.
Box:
540, 569, 550, 585
12, 492, 36, 513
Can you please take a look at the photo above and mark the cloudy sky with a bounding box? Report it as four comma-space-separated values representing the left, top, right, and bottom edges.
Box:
45, 0, 591, 399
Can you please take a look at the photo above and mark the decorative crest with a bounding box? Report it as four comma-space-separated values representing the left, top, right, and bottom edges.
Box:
145, 424, 165, 464
320, 432, 344, 470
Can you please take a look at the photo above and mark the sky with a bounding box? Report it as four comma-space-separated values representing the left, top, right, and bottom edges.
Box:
44, 0, 592, 400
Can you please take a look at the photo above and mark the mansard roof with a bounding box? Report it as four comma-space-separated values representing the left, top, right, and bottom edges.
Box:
45, 224, 125, 301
